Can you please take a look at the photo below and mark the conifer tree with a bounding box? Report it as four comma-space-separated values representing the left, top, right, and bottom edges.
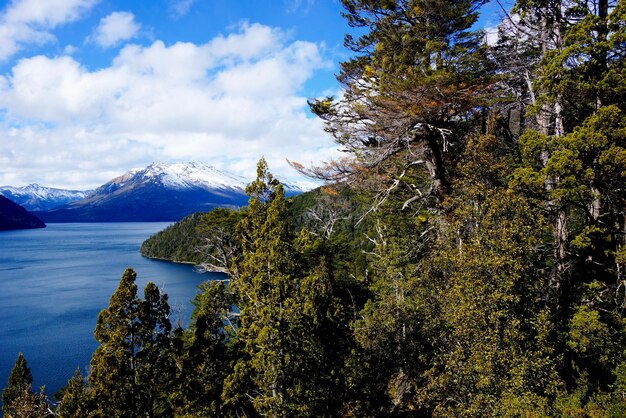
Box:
506, 1, 626, 406
88, 268, 139, 417
2, 352, 35, 417
172, 280, 232, 417
56, 369, 88, 418
136, 282, 174, 417
88, 268, 174, 417
6, 387, 51, 418
305, 0, 491, 205
223, 158, 343, 417
223, 158, 299, 416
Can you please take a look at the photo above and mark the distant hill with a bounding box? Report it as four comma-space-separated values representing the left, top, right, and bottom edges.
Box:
140, 187, 354, 265
34, 162, 303, 223
0, 195, 46, 231
0, 184, 91, 211
140, 211, 209, 264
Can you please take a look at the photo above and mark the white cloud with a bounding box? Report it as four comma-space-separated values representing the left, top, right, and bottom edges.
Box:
0, 0, 97, 61
63, 44, 78, 54
169, 0, 195, 19
285, 0, 315, 14
91, 11, 140, 48
0, 23, 339, 189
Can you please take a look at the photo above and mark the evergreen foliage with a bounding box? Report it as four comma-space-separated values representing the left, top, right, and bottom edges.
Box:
2, 354, 52, 417
140, 212, 207, 264
6, 0, 626, 416
87, 268, 175, 417
56, 370, 88, 418
170, 280, 233, 417
222, 158, 345, 417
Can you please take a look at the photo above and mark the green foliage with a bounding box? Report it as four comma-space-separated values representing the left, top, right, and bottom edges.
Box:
171, 280, 233, 417
2, 353, 37, 417
223, 158, 345, 417
8, 1, 626, 416
140, 189, 329, 267
420, 187, 563, 416
88, 268, 139, 417
56, 369, 88, 418
140, 212, 208, 264
88, 268, 174, 417
4, 387, 51, 418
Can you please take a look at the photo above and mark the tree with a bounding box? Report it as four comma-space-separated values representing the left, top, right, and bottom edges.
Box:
5, 387, 51, 418
421, 187, 562, 416
136, 282, 174, 417
88, 268, 139, 417
56, 369, 88, 418
172, 280, 233, 417
2, 353, 37, 417
222, 158, 344, 417
88, 268, 174, 417
303, 0, 491, 206
196, 208, 244, 273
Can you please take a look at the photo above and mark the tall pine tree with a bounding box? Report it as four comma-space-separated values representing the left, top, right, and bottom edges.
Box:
223, 158, 343, 417
2, 353, 37, 417
88, 268, 174, 417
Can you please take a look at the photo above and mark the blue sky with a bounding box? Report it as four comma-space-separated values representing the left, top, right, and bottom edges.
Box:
0, 0, 511, 189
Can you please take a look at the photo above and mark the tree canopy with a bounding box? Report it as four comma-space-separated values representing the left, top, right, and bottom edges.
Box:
6, 0, 626, 416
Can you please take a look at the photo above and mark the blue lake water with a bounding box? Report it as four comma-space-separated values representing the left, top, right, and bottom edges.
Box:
0, 223, 220, 400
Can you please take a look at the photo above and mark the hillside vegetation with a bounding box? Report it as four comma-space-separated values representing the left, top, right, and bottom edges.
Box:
140, 187, 362, 268
140, 212, 208, 264
6, 0, 626, 417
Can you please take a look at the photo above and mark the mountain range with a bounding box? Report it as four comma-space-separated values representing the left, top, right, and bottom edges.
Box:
7, 162, 303, 222
0, 184, 91, 211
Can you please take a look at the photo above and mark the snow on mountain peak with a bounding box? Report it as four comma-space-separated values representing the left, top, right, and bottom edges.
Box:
0, 183, 91, 211
132, 162, 248, 191
0, 183, 89, 199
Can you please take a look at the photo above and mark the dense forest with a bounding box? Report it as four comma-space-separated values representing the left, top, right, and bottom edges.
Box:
139, 188, 358, 267
4, 0, 626, 416
140, 211, 211, 265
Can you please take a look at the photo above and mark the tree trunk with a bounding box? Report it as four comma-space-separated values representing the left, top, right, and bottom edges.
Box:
422, 129, 451, 203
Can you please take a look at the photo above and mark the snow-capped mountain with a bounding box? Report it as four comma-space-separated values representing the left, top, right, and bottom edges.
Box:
35, 162, 302, 222
93, 162, 249, 199
0, 184, 91, 211
99, 162, 303, 195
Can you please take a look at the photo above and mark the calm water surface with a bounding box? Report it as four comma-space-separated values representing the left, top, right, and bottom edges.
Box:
0, 223, 219, 399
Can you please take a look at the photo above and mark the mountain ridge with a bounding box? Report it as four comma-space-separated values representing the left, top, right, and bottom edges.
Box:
0, 195, 46, 231
33, 162, 303, 222
0, 184, 91, 211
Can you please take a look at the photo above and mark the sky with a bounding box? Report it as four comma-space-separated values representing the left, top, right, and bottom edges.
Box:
0, 0, 511, 190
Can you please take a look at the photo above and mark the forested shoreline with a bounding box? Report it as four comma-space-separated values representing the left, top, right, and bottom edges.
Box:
4, 0, 626, 416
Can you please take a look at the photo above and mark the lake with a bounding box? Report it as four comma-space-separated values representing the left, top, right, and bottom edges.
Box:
0, 223, 220, 400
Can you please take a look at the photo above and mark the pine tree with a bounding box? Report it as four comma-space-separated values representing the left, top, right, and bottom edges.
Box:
2, 352, 35, 417
88, 268, 174, 417
136, 282, 174, 417
6, 387, 51, 418
88, 268, 139, 417
222, 158, 343, 417
222, 158, 298, 417
56, 369, 88, 418
305, 0, 491, 205
172, 280, 232, 417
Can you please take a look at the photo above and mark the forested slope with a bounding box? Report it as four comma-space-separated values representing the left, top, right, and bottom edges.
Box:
5, 0, 626, 417
140, 187, 362, 267
140, 212, 207, 264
